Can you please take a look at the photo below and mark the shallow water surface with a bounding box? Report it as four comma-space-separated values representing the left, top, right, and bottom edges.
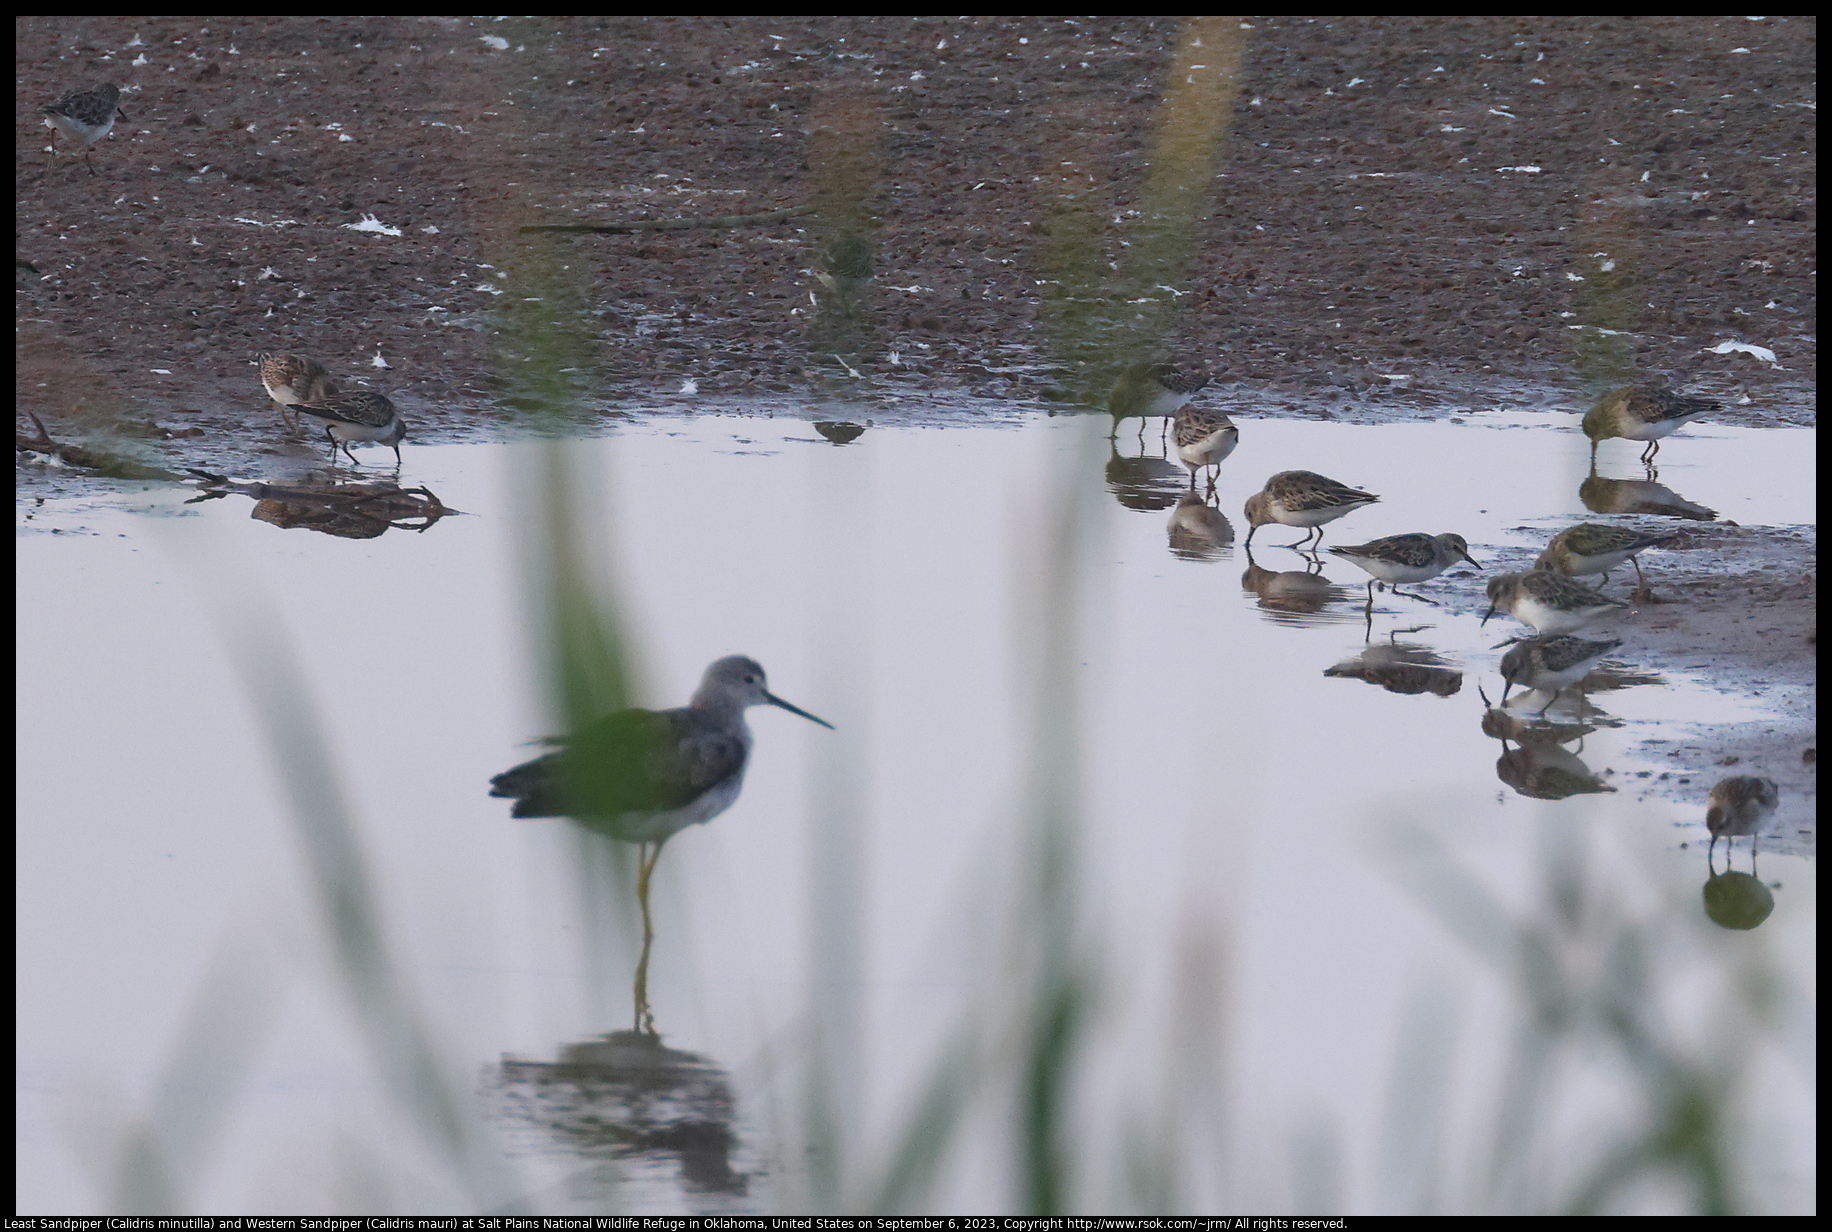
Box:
15, 408, 1815, 1213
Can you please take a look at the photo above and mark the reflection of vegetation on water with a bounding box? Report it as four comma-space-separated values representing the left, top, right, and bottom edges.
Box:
804, 91, 885, 369
1036, 18, 1244, 396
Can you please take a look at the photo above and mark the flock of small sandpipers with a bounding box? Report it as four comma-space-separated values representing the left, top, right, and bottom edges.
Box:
1110, 361, 1781, 862
43, 79, 1777, 879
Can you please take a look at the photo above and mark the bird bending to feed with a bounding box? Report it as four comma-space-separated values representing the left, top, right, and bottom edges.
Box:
814, 233, 875, 301
490, 656, 834, 938
42, 82, 126, 175
258, 352, 340, 433
1705, 775, 1779, 860
1329, 532, 1478, 603
1582, 383, 1718, 464
1242, 470, 1380, 550
1108, 362, 1209, 440
1498, 634, 1622, 714
1481, 570, 1627, 635
1171, 408, 1239, 490
291, 390, 406, 466
1535, 523, 1675, 593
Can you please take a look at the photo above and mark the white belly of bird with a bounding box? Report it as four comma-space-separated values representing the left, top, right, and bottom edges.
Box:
1512, 595, 1615, 635
1622, 412, 1704, 442
45, 113, 115, 146
612, 772, 746, 844
1272, 501, 1356, 529
1176, 427, 1237, 469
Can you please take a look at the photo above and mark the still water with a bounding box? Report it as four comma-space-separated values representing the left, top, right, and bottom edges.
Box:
15, 408, 1815, 1213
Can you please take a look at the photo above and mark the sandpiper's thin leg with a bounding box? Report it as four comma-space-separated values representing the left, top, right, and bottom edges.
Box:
636, 840, 665, 948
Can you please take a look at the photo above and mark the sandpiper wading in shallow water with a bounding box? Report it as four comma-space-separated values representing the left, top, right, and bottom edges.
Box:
1242, 470, 1380, 550
1705, 775, 1779, 860
291, 390, 407, 467
489, 656, 834, 940
1329, 532, 1478, 603
1170, 408, 1240, 490
258, 352, 341, 434
1109, 362, 1209, 441
1481, 570, 1628, 635
1535, 523, 1676, 592
1582, 383, 1718, 465
1498, 634, 1623, 714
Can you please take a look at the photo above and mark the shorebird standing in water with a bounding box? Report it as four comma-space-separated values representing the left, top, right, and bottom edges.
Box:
291, 390, 407, 467
1108, 362, 1209, 442
1535, 523, 1675, 594
1329, 532, 1478, 605
258, 352, 341, 434
1582, 383, 1718, 465
1481, 571, 1627, 635
1242, 470, 1380, 550
490, 656, 834, 952
1497, 634, 1623, 714
1705, 775, 1779, 860
1170, 407, 1239, 492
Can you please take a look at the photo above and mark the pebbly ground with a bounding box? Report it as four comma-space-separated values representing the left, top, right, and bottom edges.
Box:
16, 16, 1815, 840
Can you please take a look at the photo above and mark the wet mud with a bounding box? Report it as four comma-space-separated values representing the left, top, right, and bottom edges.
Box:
17, 16, 1815, 834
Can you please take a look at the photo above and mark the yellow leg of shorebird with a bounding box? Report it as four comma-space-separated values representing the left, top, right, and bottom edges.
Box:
632, 927, 656, 1037
632, 839, 666, 1036
636, 839, 665, 948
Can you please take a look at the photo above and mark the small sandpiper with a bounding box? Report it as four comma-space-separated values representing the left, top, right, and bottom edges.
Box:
1582, 383, 1718, 464
490, 656, 833, 932
1171, 408, 1239, 490
292, 390, 407, 466
1482, 570, 1628, 635
258, 352, 341, 433
1243, 470, 1380, 550
1329, 532, 1478, 604
1498, 634, 1623, 713
1535, 523, 1675, 592
814, 232, 875, 301
1108, 362, 1209, 440
42, 82, 127, 175
1705, 775, 1780, 860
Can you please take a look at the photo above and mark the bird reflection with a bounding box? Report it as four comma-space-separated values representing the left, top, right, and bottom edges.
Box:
185, 471, 454, 538
1701, 862, 1776, 931
1579, 468, 1718, 521
813, 421, 866, 445
1167, 490, 1233, 560
490, 1030, 749, 1199
1104, 439, 1186, 512
813, 232, 875, 312
1240, 548, 1352, 620
1323, 641, 1462, 697
1478, 689, 1617, 800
